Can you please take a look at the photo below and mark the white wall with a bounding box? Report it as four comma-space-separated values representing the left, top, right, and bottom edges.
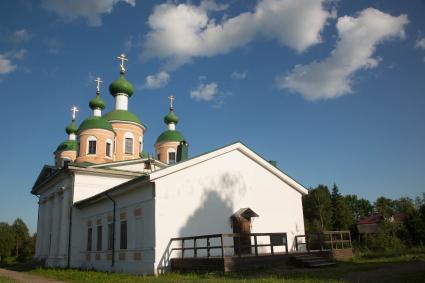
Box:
69, 182, 156, 274
154, 149, 305, 273
73, 173, 133, 203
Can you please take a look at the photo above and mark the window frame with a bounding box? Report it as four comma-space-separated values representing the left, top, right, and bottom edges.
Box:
87, 136, 97, 155
96, 225, 102, 251
105, 140, 112, 158
120, 220, 127, 250
87, 227, 93, 252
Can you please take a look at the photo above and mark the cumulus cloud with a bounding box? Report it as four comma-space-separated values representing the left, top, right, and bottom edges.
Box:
0, 49, 27, 75
231, 71, 247, 80
143, 0, 334, 69
143, 71, 170, 89
190, 82, 218, 101
41, 0, 135, 27
277, 8, 408, 101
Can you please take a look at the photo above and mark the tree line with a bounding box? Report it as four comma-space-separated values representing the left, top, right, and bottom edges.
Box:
303, 184, 425, 251
0, 218, 35, 263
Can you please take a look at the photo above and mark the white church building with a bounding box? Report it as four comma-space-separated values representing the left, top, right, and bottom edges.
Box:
32, 54, 308, 275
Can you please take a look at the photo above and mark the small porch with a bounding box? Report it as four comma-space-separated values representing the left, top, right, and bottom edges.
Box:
169, 231, 352, 272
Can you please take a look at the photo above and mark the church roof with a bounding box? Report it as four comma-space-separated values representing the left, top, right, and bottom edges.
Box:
156, 130, 185, 143
74, 141, 309, 206
109, 74, 134, 97
103, 110, 144, 127
78, 116, 114, 133
55, 140, 77, 153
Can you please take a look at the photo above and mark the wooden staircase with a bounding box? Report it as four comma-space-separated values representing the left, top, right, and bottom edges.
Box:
290, 253, 336, 268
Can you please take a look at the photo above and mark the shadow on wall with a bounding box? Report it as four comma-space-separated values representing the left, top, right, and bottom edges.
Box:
156, 189, 235, 274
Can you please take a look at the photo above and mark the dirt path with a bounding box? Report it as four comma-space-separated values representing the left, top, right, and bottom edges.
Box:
342, 261, 425, 283
0, 269, 65, 283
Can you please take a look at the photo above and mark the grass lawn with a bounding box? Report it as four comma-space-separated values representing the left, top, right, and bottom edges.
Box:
0, 277, 17, 283
1, 250, 424, 283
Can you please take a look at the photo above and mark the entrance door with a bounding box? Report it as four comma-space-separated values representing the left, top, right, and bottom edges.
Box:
232, 217, 252, 255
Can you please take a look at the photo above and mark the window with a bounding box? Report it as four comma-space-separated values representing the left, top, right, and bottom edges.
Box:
168, 152, 176, 164
88, 140, 96, 154
120, 221, 127, 249
87, 227, 92, 251
139, 141, 142, 153
63, 159, 71, 167
106, 142, 111, 157
125, 138, 133, 154
96, 226, 102, 251
107, 223, 113, 251
157, 153, 160, 160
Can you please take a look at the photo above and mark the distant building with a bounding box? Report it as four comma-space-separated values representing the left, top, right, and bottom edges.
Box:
31, 54, 308, 275
357, 213, 406, 234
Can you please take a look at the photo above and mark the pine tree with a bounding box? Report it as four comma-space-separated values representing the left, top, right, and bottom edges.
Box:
330, 184, 354, 230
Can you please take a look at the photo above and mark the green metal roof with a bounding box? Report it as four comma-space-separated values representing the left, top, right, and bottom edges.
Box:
103, 110, 143, 126
109, 74, 134, 97
55, 139, 77, 153
78, 116, 114, 133
156, 130, 186, 143
164, 110, 179, 124
89, 94, 106, 110
65, 121, 78, 135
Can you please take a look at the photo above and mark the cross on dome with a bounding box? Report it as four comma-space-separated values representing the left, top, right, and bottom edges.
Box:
117, 53, 128, 73
168, 95, 175, 110
71, 106, 79, 121
95, 77, 102, 93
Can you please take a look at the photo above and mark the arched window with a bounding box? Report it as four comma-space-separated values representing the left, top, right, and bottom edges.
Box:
106, 139, 113, 158
168, 148, 176, 164
62, 158, 71, 167
124, 132, 134, 155
87, 136, 97, 155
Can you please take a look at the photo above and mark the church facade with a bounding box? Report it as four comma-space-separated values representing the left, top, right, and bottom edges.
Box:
32, 54, 308, 275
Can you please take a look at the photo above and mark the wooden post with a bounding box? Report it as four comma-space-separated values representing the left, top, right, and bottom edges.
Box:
194, 238, 197, 258
237, 234, 241, 257
270, 235, 274, 255
306, 235, 310, 252
319, 233, 323, 251
207, 236, 211, 258
254, 235, 258, 256
295, 236, 298, 251
220, 235, 224, 258
284, 234, 288, 253
330, 233, 333, 250
181, 239, 185, 259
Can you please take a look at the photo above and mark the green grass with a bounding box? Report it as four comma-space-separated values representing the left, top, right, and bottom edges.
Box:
0, 276, 17, 283
0, 250, 423, 283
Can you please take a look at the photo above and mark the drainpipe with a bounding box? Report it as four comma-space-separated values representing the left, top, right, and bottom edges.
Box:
105, 193, 116, 267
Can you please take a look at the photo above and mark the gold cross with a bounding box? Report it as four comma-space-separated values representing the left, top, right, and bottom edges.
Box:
117, 53, 128, 73
71, 106, 79, 121
95, 77, 102, 93
168, 95, 175, 109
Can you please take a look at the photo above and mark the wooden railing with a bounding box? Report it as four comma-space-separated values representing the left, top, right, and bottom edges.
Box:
169, 232, 288, 258
295, 230, 352, 252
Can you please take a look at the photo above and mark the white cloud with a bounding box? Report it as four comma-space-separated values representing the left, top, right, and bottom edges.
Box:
43, 38, 63, 55
277, 8, 408, 101
231, 71, 247, 80
143, 71, 170, 89
12, 29, 32, 43
416, 37, 425, 49
0, 49, 27, 75
0, 55, 16, 75
42, 0, 135, 27
190, 82, 218, 101
143, 0, 334, 69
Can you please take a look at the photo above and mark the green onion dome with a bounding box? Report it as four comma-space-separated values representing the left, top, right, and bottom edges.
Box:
65, 121, 78, 135
140, 150, 149, 158
89, 93, 106, 110
109, 74, 134, 97
164, 110, 179, 124
156, 130, 185, 144
103, 110, 144, 126
55, 140, 77, 153
78, 116, 114, 133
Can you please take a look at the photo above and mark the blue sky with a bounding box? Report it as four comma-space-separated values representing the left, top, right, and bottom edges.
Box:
0, 0, 424, 233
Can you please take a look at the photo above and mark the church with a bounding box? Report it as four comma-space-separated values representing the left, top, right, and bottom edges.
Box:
31, 54, 308, 275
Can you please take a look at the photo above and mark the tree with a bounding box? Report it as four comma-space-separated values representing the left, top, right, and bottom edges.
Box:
345, 194, 373, 220
302, 185, 332, 232
12, 218, 30, 258
330, 184, 355, 230
374, 197, 395, 217
0, 223, 15, 263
